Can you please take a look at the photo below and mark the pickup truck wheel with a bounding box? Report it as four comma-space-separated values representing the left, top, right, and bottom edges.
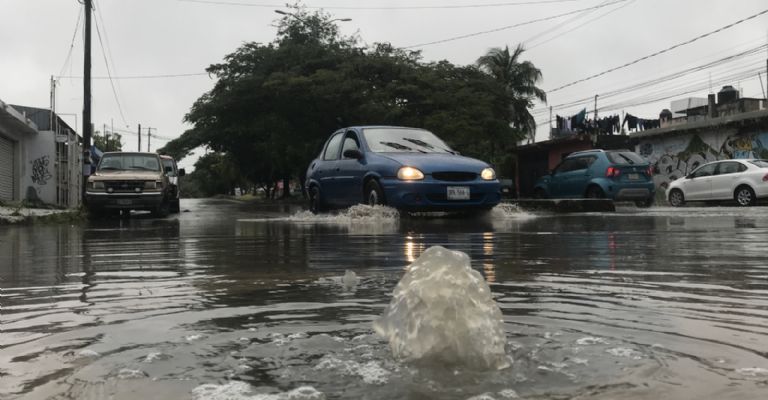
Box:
152, 201, 170, 218
170, 199, 180, 213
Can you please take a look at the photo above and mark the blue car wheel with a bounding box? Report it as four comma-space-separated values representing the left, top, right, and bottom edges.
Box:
365, 180, 385, 206
585, 185, 605, 198
309, 186, 326, 214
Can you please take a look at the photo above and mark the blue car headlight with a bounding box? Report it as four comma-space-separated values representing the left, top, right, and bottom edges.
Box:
481, 168, 496, 180
397, 166, 424, 180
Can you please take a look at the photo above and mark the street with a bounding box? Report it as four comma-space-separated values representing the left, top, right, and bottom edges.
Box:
2, 199, 768, 399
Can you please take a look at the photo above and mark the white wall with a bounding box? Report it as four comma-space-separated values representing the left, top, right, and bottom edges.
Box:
22, 130, 56, 204
636, 127, 768, 193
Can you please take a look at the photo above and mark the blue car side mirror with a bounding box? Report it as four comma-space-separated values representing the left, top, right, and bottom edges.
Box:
343, 149, 363, 160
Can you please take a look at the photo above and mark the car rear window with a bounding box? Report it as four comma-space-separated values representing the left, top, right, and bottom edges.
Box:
749, 160, 768, 168
607, 151, 645, 165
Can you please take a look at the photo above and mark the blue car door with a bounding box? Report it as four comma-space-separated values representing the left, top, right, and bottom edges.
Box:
549, 158, 577, 197
335, 131, 366, 206
318, 132, 344, 206
560, 156, 594, 197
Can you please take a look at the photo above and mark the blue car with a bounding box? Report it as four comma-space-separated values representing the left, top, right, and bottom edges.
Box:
533, 149, 655, 207
305, 126, 501, 213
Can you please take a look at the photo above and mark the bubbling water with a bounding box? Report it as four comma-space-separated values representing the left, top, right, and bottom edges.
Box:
373, 246, 509, 370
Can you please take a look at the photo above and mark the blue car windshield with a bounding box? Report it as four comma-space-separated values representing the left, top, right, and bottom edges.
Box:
363, 128, 454, 154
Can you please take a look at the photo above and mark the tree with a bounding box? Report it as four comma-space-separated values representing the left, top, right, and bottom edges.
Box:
93, 131, 122, 152
477, 44, 546, 144
161, 6, 525, 197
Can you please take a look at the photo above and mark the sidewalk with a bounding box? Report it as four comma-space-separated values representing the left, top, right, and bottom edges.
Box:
0, 205, 82, 224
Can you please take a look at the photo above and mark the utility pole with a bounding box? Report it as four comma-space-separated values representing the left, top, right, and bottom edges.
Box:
146, 127, 154, 152
82, 0, 92, 200
138, 124, 142, 152
50, 76, 56, 133
594, 94, 598, 120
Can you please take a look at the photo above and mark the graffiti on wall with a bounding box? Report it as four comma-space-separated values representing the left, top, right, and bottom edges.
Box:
30, 155, 52, 185
639, 131, 768, 191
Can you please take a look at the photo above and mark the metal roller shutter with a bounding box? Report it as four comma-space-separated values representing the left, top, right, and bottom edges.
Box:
0, 135, 14, 201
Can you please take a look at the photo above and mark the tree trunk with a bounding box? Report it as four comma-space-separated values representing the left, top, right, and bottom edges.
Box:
281, 176, 290, 199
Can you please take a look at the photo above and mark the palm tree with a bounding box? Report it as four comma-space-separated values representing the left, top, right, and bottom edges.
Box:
477, 44, 546, 143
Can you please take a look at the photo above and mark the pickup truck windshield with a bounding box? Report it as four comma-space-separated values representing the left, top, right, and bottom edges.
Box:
98, 154, 161, 172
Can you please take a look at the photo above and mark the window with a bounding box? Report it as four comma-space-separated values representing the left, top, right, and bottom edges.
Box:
691, 163, 717, 178
607, 151, 645, 165
162, 159, 176, 176
749, 160, 768, 168
556, 157, 592, 173
362, 128, 453, 154
323, 133, 344, 160
341, 133, 360, 157
98, 154, 160, 172
717, 161, 742, 175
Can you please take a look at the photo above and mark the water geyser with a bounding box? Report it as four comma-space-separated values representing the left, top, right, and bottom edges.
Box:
373, 246, 509, 370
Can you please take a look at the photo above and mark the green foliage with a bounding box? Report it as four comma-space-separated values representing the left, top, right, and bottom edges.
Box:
93, 131, 123, 152
181, 152, 247, 197
477, 44, 546, 144
160, 6, 545, 189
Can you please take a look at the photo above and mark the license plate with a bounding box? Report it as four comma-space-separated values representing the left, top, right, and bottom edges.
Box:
447, 186, 470, 200
628, 173, 640, 180
116, 199, 132, 205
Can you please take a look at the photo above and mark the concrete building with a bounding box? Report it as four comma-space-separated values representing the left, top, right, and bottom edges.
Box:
0, 99, 82, 208
631, 86, 768, 198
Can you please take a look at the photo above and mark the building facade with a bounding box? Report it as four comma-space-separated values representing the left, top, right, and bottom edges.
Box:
631, 89, 768, 198
0, 99, 82, 208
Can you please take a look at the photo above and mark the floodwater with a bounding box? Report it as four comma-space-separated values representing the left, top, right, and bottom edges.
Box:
2, 198, 768, 400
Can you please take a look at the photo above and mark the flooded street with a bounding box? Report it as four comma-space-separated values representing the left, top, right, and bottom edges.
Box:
2, 198, 768, 399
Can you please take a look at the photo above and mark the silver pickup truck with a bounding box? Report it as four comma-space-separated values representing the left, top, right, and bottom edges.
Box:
85, 152, 175, 217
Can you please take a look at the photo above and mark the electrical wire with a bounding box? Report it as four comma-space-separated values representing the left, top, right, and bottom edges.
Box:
404, 0, 629, 48
92, 5, 129, 126
57, 72, 211, 80
546, 6, 768, 93
527, 0, 636, 50
522, 0, 611, 46
532, 44, 768, 115
179, 0, 589, 10
58, 5, 83, 79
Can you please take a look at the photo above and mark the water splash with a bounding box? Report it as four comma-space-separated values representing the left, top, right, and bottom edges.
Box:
490, 203, 537, 220
373, 246, 509, 370
288, 204, 399, 224
342, 270, 359, 291
192, 382, 325, 400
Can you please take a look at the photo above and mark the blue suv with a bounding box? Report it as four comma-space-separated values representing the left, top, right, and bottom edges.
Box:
533, 149, 655, 207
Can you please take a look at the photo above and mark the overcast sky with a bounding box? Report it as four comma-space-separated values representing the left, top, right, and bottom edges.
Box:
2, 0, 767, 169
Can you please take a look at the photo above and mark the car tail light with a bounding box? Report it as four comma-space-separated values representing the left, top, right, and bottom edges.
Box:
606, 167, 621, 178
763, 173, 768, 182
646, 166, 653, 177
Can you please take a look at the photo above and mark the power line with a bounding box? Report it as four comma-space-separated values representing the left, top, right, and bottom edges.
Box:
546, 7, 768, 93
404, 0, 629, 49
527, 0, 636, 50
58, 5, 83, 78
92, 7, 129, 126
533, 44, 768, 115
535, 63, 766, 124
58, 72, 210, 80
179, 0, 589, 10
522, 0, 611, 46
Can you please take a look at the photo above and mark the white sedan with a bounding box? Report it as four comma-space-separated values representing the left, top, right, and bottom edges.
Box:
666, 159, 768, 207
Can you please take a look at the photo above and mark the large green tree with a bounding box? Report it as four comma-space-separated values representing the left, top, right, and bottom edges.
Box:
477, 44, 546, 144
161, 7, 538, 194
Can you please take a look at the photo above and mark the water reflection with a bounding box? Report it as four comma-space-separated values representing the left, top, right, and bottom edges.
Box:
2, 201, 768, 399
